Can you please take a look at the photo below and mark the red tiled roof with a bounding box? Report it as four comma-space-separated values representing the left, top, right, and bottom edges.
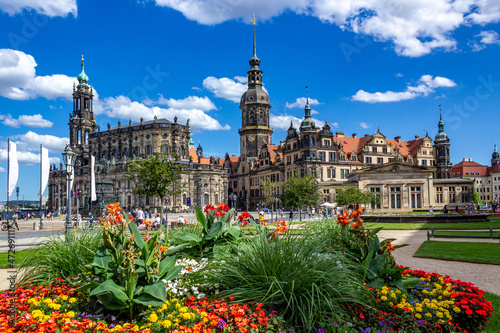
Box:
451, 160, 488, 177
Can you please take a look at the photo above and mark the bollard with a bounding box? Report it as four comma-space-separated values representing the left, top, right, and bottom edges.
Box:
427, 230, 430, 241
431, 227, 434, 236
491, 227, 493, 239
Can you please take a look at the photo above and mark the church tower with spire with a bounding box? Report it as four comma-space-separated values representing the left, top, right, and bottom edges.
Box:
69, 56, 96, 167
238, 19, 273, 161
434, 107, 451, 178
491, 142, 500, 167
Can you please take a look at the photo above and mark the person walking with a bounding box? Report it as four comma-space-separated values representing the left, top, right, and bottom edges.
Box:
12, 212, 20, 230
136, 208, 144, 227
89, 212, 94, 229
289, 209, 293, 222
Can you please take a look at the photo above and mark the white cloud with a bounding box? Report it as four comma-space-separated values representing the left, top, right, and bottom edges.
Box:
286, 96, 321, 109
359, 122, 371, 129
11, 131, 68, 152
0, 0, 77, 17
152, 95, 217, 111
98, 95, 230, 131
202, 76, 247, 103
470, 30, 500, 51
2, 114, 53, 128
155, 0, 500, 57
270, 113, 326, 131
0, 49, 78, 101
352, 74, 456, 103
0, 148, 60, 166
395, 73, 403, 78
0, 166, 5, 172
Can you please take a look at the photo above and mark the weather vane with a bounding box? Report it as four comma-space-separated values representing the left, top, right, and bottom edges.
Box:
251, 14, 256, 26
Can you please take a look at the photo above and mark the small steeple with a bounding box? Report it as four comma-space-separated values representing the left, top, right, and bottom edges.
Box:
249, 15, 260, 69
492, 141, 500, 166
438, 104, 444, 132
77, 55, 89, 86
300, 86, 315, 131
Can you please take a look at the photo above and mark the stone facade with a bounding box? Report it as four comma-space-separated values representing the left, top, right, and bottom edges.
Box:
48, 59, 228, 216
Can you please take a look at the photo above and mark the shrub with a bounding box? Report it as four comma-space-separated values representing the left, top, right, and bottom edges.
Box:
18, 229, 102, 286
201, 233, 373, 329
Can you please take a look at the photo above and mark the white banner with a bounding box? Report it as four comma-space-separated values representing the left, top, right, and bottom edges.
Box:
8, 141, 18, 197
91, 155, 97, 201
39, 146, 50, 199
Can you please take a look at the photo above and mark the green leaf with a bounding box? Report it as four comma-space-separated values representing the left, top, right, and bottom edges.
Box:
219, 208, 233, 223
93, 245, 112, 270
165, 244, 188, 256
158, 256, 176, 278
143, 281, 167, 302
126, 273, 139, 300
129, 220, 145, 250
90, 279, 129, 310
175, 233, 203, 243
194, 205, 207, 233
403, 277, 421, 289
133, 294, 165, 307
206, 221, 224, 240
162, 265, 182, 282
97, 292, 128, 310
224, 226, 241, 240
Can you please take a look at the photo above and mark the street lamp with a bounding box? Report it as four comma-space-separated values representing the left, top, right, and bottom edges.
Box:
275, 197, 279, 222
232, 193, 237, 210
62, 145, 77, 242
245, 193, 249, 212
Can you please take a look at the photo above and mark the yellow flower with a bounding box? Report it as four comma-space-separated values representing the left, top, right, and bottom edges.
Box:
43, 298, 53, 304
32, 310, 44, 318
453, 307, 461, 313
415, 307, 423, 313
179, 306, 188, 313
162, 320, 172, 328
380, 296, 388, 301
425, 313, 432, 318
61, 295, 69, 301
415, 314, 422, 319
182, 313, 191, 320
148, 312, 158, 323
66, 311, 75, 318
69, 297, 77, 304
436, 312, 443, 318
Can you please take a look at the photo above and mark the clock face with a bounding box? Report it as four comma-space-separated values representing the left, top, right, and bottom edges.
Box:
248, 135, 255, 142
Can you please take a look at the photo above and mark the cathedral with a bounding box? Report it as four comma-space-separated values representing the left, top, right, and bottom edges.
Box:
47, 58, 229, 215
224, 27, 472, 212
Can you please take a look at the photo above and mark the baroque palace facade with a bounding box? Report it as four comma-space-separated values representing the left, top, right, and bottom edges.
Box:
48, 58, 228, 215
224, 29, 473, 212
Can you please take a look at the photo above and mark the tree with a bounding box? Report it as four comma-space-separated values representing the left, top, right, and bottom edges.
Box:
335, 186, 374, 209
126, 153, 185, 223
283, 175, 319, 221
261, 179, 280, 222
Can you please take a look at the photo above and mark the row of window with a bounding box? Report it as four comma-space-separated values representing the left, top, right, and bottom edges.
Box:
452, 171, 481, 177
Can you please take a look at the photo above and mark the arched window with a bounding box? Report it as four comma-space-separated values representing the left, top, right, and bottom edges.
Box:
146, 145, 152, 155
134, 146, 140, 156
182, 193, 187, 205
204, 193, 209, 206
123, 148, 128, 158
118, 181, 121, 189
214, 194, 218, 204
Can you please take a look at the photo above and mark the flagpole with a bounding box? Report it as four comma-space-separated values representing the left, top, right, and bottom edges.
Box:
7, 138, 10, 222
39, 144, 43, 229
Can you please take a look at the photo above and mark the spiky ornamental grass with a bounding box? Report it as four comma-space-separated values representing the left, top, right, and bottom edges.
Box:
18, 229, 102, 286
200, 233, 374, 329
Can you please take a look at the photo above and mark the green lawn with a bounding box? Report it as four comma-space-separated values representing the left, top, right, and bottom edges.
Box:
364, 221, 500, 230
0, 248, 37, 268
433, 231, 500, 238
485, 292, 500, 332
414, 241, 500, 265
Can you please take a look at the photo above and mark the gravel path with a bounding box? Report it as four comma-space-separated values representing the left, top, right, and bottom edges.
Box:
378, 230, 500, 295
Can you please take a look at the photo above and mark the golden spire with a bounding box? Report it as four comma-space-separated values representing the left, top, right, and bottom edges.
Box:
251, 14, 256, 26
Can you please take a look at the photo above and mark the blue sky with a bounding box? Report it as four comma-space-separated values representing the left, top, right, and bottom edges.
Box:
1, 0, 500, 201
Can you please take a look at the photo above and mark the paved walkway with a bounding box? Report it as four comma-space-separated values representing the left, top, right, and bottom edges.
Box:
378, 230, 500, 295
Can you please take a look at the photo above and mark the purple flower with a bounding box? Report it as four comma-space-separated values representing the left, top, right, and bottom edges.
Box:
317, 329, 325, 333
218, 319, 227, 328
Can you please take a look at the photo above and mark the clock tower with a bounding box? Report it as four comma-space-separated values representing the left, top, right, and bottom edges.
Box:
238, 22, 272, 161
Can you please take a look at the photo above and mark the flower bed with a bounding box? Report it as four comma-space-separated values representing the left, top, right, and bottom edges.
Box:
0, 202, 495, 332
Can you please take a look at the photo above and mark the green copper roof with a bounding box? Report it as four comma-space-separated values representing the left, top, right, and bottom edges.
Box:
189, 131, 194, 148
77, 56, 89, 86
